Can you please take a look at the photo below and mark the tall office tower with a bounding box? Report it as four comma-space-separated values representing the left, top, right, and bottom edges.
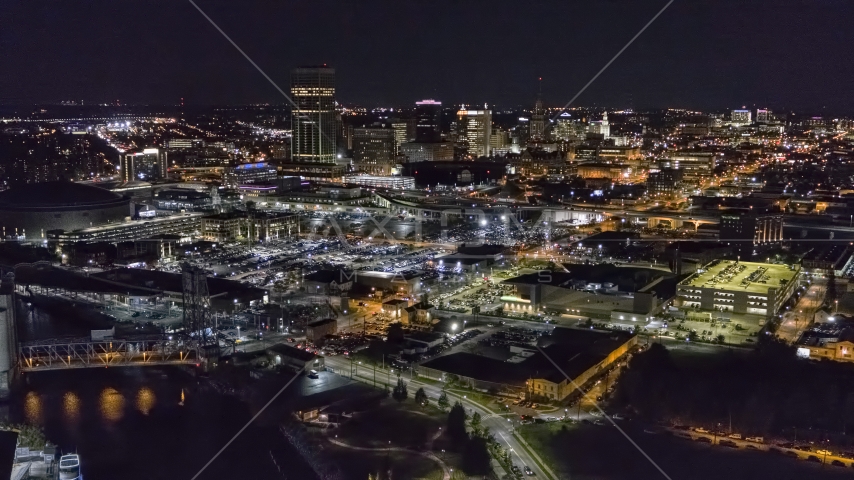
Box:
353, 126, 396, 175
415, 99, 442, 142
587, 112, 610, 138
731, 109, 752, 126
456, 108, 492, 158
530, 87, 546, 142
756, 108, 771, 123
291, 66, 336, 163
121, 148, 167, 182
554, 115, 587, 142
390, 119, 416, 155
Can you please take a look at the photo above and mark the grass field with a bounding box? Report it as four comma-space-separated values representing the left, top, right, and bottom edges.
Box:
336, 399, 445, 449
519, 422, 854, 480
326, 447, 443, 480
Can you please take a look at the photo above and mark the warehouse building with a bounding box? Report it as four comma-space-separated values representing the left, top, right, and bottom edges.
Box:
417, 327, 637, 401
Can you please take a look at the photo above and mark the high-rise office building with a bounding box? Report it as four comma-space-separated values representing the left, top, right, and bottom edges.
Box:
587, 112, 610, 138
659, 152, 716, 184
121, 148, 167, 182
646, 168, 683, 198
457, 108, 492, 158
415, 99, 442, 142
390, 119, 416, 155
353, 127, 396, 175
291, 66, 336, 164
554, 115, 587, 142
731, 109, 752, 126
530, 95, 546, 142
756, 109, 771, 123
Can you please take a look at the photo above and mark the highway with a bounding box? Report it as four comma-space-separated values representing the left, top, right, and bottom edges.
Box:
324, 355, 558, 480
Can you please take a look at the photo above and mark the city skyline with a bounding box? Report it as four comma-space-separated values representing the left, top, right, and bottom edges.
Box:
2, 0, 854, 113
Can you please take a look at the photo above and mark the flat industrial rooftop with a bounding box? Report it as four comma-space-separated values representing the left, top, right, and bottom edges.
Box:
680, 260, 798, 294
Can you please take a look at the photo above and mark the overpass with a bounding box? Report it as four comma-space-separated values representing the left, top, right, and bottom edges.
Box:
375, 193, 721, 229
18, 337, 199, 372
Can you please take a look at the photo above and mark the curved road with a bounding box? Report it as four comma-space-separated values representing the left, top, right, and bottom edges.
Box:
325, 356, 557, 480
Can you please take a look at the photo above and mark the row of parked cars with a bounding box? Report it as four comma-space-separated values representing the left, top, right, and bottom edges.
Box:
446, 328, 483, 346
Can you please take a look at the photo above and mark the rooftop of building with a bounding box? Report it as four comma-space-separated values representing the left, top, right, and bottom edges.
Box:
49, 212, 205, 236
507, 264, 675, 294
403, 331, 445, 343
307, 318, 337, 328
382, 298, 409, 306
92, 267, 265, 299
304, 269, 352, 284
797, 322, 854, 348
439, 255, 488, 265
421, 327, 635, 385
0, 181, 124, 209
680, 259, 798, 294
456, 243, 506, 257
355, 270, 423, 281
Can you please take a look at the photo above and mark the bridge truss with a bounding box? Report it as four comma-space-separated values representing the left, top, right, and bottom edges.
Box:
19, 338, 197, 372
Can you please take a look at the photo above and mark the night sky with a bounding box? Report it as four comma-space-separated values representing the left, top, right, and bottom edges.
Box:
1, 0, 853, 112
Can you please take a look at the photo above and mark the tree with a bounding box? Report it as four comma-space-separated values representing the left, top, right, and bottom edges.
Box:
414, 387, 428, 407
461, 436, 491, 475
470, 411, 482, 430
438, 391, 450, 411
447, 401, 469, 447
827, 269, 838, 305
716, 334, 725, 344
392, 377, 408, 402
4, 424, 46, 450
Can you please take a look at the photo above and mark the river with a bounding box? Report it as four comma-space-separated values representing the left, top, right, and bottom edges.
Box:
9, 299, 324, 480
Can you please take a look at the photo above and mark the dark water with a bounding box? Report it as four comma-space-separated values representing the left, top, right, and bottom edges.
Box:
10, 300, 323, 480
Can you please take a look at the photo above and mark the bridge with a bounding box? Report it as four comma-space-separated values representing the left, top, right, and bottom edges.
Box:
18, 337, 199, 372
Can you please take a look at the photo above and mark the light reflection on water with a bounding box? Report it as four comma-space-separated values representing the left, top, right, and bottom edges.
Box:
135, 387, 155, 415
62, 392, 80, 423
24, 391, 41, 424
98, 387, 124, 422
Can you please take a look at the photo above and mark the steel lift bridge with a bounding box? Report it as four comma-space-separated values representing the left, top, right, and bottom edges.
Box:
18, 264, 218, 372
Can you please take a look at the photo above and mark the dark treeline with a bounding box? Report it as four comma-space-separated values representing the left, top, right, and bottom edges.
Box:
614, 340, 854, 446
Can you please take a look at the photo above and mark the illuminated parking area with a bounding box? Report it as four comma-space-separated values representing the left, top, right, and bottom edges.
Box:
678, 260, 800, 319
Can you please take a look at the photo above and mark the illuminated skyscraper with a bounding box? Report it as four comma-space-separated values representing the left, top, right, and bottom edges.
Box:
587, 112, 610, 138
353, 126, 396, 175
121, 148, 167, 182
291, 66, 336, 163
415, 99, 442, 142
456, 108, 492, 158
390, 119, 415, 155
530, 80, 546, 142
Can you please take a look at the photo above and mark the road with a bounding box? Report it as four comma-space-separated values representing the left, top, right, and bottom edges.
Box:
779, 278, 823, 343
324, 355, 558, 480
